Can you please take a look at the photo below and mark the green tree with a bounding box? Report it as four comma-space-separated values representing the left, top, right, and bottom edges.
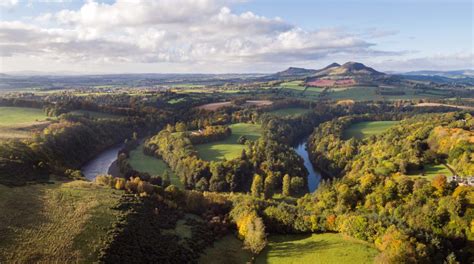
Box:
282, 174, 291, 196
264, 174, 277, 199
244, 216, 267, 259
175, 122, 187, 132
290, 177, 305, 196
251, 174, 264, 197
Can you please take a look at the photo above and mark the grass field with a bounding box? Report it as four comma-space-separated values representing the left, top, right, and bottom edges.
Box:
343, 121, 399, 140
195, 123, 261, 161
256, 233, 378, 264
0, 107, 50, 139
409, 164, 454, 181
69, 110, 123, 119
0, 107, 48, 125
129, 144, 183, 188
280, 81, 306, 91
0, 180, 122, 263
269, 107, 311, 116
199, 235, 252, 264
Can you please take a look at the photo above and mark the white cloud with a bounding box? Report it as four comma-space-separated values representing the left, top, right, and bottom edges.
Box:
0, 0, 432, 72
0, 0, 18, 8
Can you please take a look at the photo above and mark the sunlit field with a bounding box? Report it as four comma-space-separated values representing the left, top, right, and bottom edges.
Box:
343, 121, 399, 140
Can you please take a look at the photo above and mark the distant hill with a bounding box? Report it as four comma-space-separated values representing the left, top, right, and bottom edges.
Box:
266, 67, 317, 80
402, 70, 474, 78
305, 62, 390, 87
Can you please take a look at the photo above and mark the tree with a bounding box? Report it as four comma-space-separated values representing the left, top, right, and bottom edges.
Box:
251, 174, 264, 197
175, 122, 187, 132
282, 174, 291, 196
244, 216, 267, 258
432, 175, 448, 196
238, 135, 248, 144
264, 174, 277, 199
290, 177, 305, 196
115, 178, 126, 190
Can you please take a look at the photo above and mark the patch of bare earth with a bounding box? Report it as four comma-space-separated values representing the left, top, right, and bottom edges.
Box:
197, 100, 273, 111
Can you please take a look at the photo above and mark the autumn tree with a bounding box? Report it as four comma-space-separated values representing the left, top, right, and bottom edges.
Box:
282, 174, 291, 196
244, 216, 267, 259
251, 174, 264, 198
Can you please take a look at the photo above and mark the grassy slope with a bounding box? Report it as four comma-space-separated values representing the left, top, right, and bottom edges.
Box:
0, 107, 50, 140
269, 107, 311, 116
256, 233, 378, 264
195, 123, 261, 161
129, 144, 183, 188
198, 235, 252, 264
343, 121, 399, 140
409, 163, 454, 181
0, 107, 48, 125
0, 181, 122, 263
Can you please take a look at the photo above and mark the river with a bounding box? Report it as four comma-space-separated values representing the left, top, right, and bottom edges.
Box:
82, 140, 321, 192
294, 140, 321, 192
81, 144, 123, 181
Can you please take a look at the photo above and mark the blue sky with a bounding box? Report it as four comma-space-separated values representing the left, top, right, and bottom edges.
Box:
0, 0, 472, 73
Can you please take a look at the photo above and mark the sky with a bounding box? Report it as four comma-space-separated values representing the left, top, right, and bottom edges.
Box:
0, 0, 472, 74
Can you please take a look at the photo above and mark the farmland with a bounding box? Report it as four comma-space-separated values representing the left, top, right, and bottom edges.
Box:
0, 180, 122, 263
256, 233, 378, 264
195, 123, 261, 161
0, 107, 50, 139
129, 144, 182, 187
343, 121, 399, 140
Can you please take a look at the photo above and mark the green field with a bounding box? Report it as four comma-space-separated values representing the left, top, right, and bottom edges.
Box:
256, 233, 378, 264
69, 110, 123, 119
198, 235, 252, 264
410, 163, 454, 181
0, 180, 122, 263
280, 81, 306, 91
129, 144, 183, 188
0, 107, 48, 125
269, 107, 311, 116
0, 107, 50, 139
343, 121, 399, 140
195, 123, 261, 161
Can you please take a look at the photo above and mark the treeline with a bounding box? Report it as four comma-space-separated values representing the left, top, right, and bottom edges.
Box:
307, 113, 403, 178
143, 126, 308, 196
188, 125, 231, 145
427, 118, 474, 176
301, 112, 474, 262
0, 115, 150, 185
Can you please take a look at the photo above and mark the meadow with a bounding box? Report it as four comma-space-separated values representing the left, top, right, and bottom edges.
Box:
198, 235, 252, 264
409, 163, 454, 181
269, 107, 311, 116
256, 233, 378, 264
0, 180, 122, 263
0, 107, 48, 124
343, 121, 399, 140
129, 144, 183, 187
0, 107, 50, 139
279, 81, 306, 91
195, 123, 261, 161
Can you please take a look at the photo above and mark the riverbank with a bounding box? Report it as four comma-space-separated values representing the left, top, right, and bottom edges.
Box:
293, 139, 321, 192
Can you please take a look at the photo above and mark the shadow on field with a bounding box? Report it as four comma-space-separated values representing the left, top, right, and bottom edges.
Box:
256, 234, 340, 264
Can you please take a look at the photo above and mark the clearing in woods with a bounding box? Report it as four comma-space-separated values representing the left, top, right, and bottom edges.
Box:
195, 123, 261, 161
